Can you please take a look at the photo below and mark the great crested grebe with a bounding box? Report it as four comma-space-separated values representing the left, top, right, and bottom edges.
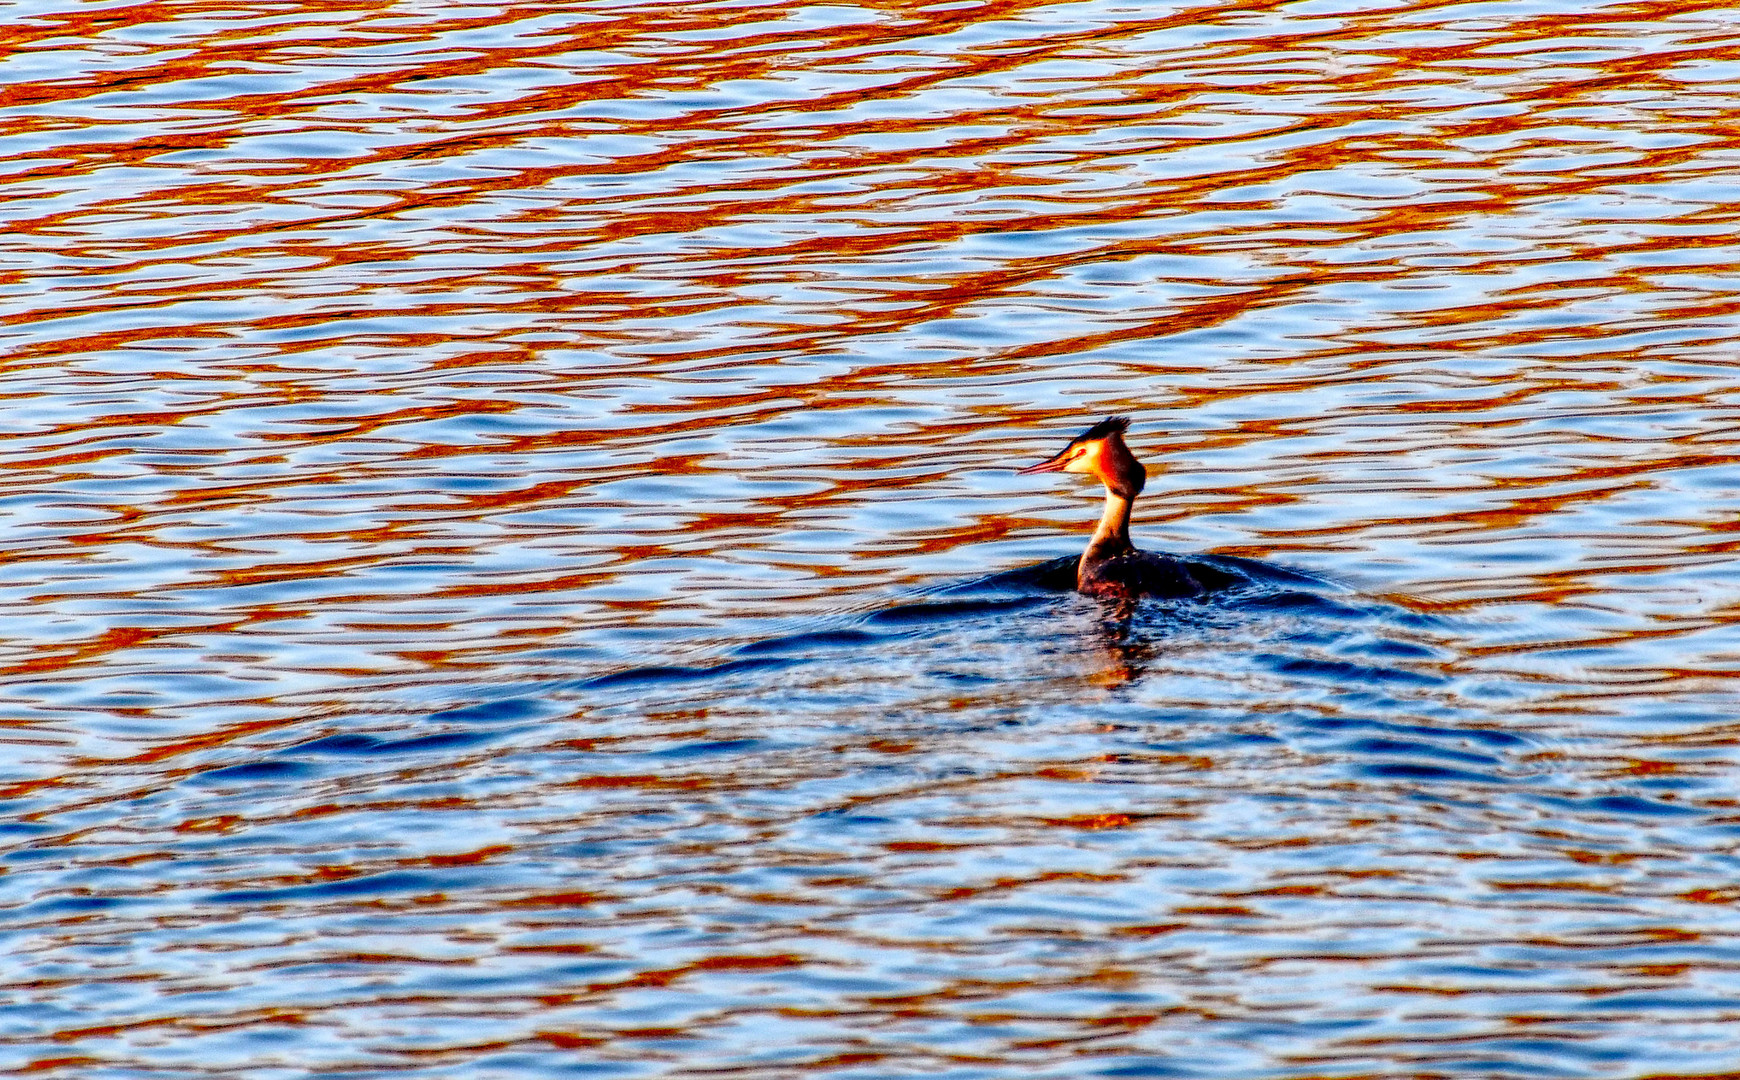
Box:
1020, 416, 1230, 601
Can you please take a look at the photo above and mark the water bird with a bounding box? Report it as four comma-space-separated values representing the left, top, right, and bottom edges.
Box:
1020, 416, 1235, 601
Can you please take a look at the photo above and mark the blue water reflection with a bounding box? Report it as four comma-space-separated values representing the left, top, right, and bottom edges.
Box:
5, 0, 1740, 1075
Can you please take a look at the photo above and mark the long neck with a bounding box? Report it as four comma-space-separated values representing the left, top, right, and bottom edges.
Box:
1082, 487, 1135, 567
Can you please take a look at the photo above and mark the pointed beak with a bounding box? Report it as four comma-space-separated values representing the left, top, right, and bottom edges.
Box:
1018, 452, 1069, 475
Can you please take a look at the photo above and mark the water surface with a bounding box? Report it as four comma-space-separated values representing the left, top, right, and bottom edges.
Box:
4, 0, 1740, 1076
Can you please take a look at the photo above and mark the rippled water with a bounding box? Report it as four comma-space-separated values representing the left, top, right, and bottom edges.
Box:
5, 0, 1740, 1075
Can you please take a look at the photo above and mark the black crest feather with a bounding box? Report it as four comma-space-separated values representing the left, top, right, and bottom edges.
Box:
1069, 415, 1130, 447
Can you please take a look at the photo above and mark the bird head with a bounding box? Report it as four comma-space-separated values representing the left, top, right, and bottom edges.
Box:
1019, 416, 1146, 499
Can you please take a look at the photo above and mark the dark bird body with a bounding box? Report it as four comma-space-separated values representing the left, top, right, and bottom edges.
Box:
1020, 417, 1238, 601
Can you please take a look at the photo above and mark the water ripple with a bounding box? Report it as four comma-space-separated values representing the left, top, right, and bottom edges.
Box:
4, 0, 1740, 1076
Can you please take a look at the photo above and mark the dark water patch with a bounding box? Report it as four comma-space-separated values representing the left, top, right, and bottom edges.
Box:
573, 552, 1367, 698
1099, 1061, 1199, 1078
1344, 737, 1505, 767
1258, 653, 1449, 687
576, 655, 794, 691
811, 808, 896, 826
192, 760, 317, 783
2, 845, 79, 863
1337, 637, 1446, 660
1228, 588, 1397, 622
1579, 993, 1740, 1011
0, 821, 57, 838
1300, 714, 1533, 748
1191, 553, 1337, 590
290, 730, 500, 756
1445, 726, 1531, 749
428, 698, 548, 724
1485, 1039, 1634, 1064
207, 869, 454, 904
863, 593, 1054, 627
1414, 1056, 1585, 1077
649, 738, 762, 759
735, 627, 881, 656
955, 553, 1082, 594
931, 669, 999, 685
1360, 762, 1509, 785
1539, 794, 1707, 819
19, 894, 130, 917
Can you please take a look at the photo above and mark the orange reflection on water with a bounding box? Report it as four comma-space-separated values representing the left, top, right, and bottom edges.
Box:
3, 0, 1740, 1076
